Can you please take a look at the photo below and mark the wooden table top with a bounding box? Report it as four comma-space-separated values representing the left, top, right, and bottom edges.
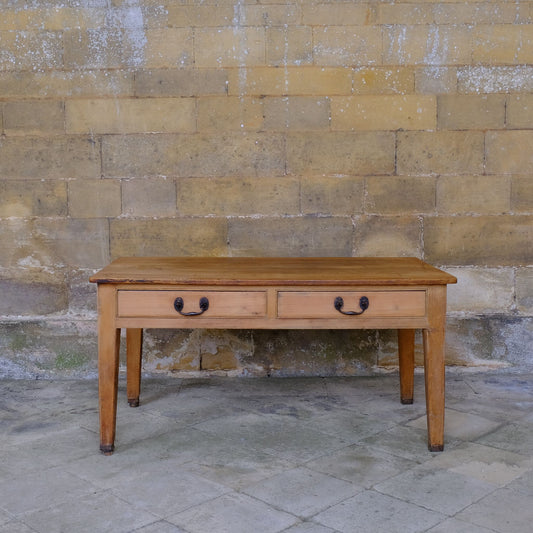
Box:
90, 257, 457, 287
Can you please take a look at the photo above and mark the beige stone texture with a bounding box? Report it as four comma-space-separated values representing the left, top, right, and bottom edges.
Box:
177, 177, 300, 216
457, 65, 533, 94
287, 132, 395, 176
0, 30, 63, 71
473, 25, 533, 64
378, 3, 434, 25
0, 136, 101, 180
227, 67, 353, 96
167, 5, 234, 27
434, 2, 521, 24
195, 27, 265, 68
122, 177, 176, 217
506, 94, 533, 129
228, 217, 354, 257
68, 179, 121, 218
0, 70, 134, 99
353, 67, 414, 95
415, 67, 457, 95
365, 176, 436, 215
397, 131, 485, 176
143, 28, 194, 68
301, 177, 364, 216
263, 97, 330, 130
135, 69, 228, 97
511, 176, 533, 213
486, 131, 533, 175
110, 218, 228, 258
437, 95, 506, 130
383, 25, 472, 66
516, 268, 533, 314
0, 218, 109, 269
302, 2, 376, 25
353, 216, 422, 258
445, 268, 515, 314
313, 26, 382, 67
437, 175, 511, 215
3, 101, 65, 135
331, 95, 436, 131
424, 216, 533, 266
102, 133, 286, 178
266, 27, 313, 66
242, 3, 301, 27
0, 180, 67, 217
63, 29, 124, 70
197, 97, 264, 131
66, 98, 196, 134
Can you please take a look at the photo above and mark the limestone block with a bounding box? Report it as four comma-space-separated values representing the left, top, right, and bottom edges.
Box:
302, 3, 376, 25
301, 176, 364, 216
415, 67, 457, 95
195, 27, 265, 68
66, 98, 196, 134
365, 176, 436, 215
445, 268, 514, 314
516, 268, 533, 315
242, 3, 301, 27
144, 28, 194, 68
353, 216, 422, 257
379, 3, 434, 24
424, 216, 533, 266
167, 5, 235, 27
197, 97, 264, 131
68, 179, 121, 218
0, 180, 67, 217
473, 25, 533, 64
263, 97, 330, 130
266, 26, 313, 66
331, 95, 436, 131
0, 70, 134, 99
0, 30, 63, 71
313, 26, 382, 67
486, 131, 533, 174
228, 216, 354, 257
353, 67, 414, 95
438, 95, 506, 130
135, 68, 228, 97
102, 133, 286, 178
437, 175, 511, 215
0, 272, 68, 316
3, 101, 64, 135
511, 176, 533, 213
177, 177, 300, 216
506, 95, 533, 129
397, 131, 484, 176
0, 136, 101, 180
458, 66, 533, 94
227, 67, 353, 96
122, 177, 176, 217
110, 218, 228, 258
287, 132, 395, 176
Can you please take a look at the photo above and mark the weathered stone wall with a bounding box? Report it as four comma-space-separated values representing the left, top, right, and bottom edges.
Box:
0, 0, 531, 377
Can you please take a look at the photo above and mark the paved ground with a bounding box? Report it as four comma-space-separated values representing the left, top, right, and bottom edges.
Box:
0, 372, 532, 533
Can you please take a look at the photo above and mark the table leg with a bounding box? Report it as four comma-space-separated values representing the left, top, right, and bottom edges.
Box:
423, 286, 447, 452
97, 284, 120, 455
127, 328, 143, 407
398, 329, 415, 404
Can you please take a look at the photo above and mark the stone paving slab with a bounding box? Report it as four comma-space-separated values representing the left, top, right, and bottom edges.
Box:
0, 373, 532, 533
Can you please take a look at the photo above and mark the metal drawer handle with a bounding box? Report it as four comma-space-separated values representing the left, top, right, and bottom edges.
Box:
334, 296, 369, 316
174, 296, 209, 316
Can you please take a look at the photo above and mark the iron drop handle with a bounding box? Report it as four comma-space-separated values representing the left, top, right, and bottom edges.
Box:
174, 296, 209, 316
334, 296, 369, 316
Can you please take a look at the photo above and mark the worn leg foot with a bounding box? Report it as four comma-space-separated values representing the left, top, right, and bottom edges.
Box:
128, 398, 140, 408
429, 444, 444, 452
100, 443, 115, 456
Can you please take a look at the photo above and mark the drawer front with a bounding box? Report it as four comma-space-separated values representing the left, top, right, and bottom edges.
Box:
118, 290, 267, 318
277, 291, 426, 319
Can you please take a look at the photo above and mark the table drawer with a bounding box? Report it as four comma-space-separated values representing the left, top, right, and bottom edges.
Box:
277, 291, 426, 319
117, 290, 267, 318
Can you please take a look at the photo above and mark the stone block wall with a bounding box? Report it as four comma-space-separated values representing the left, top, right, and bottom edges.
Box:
0, 0, 531, 377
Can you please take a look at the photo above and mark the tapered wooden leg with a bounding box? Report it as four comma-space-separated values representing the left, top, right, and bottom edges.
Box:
423, 286, 447, 452
398, 329, 415, 404
127, 328, 143, 407
97, 284, 120, 455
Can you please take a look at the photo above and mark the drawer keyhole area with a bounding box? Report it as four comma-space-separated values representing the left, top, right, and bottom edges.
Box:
334, 296, 369, 316
174, 296, 209, 316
